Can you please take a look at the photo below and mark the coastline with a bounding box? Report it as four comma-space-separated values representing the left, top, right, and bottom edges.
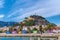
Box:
0, 33, 59, 40
0, 33, 59, 37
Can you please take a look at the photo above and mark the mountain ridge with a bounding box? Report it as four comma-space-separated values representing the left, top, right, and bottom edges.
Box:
0, 15, 57, 27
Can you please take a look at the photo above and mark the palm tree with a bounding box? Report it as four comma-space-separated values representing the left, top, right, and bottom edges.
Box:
9, 27, 13, 33
47, 23, 56, 30
0, 30, 2, 33
39, 26, 42, 34
27, 27, 31, 33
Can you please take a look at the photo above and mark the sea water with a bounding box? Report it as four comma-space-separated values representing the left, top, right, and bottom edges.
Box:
0, 37, 29, 40
0, 37, 58, 40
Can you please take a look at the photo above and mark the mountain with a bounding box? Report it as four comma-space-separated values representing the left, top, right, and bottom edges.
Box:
29, 15, 50, 25
0, 15, 57, 27
20, 15, 57, 26
0, 21, 18, 27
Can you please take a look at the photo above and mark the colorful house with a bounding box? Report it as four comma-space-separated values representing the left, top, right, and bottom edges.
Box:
22, 26, 28, 34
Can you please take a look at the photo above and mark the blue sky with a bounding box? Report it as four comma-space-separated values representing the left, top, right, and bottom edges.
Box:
0, 0, 60, 26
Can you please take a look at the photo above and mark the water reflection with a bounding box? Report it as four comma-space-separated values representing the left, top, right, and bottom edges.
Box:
0, 37, 58, 40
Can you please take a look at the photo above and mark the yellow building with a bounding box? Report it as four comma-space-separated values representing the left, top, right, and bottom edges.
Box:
26, 17, 34, 21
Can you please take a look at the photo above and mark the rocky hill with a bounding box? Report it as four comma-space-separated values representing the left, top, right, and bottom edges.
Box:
20, 15, 57, 26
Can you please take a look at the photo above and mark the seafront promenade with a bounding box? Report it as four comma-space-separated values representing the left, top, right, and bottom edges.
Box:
0, 33, 60, 40
0, 33, 59, 37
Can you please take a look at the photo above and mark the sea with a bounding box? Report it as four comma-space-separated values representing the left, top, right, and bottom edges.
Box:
0, 37, 29, 40
0, 37, 58, 40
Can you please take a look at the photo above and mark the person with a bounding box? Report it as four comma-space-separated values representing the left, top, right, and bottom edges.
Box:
6, 28, 11, 34
2, 29, 6, 33
12, 29, 17, 34
22, 26, 28, 34
17, 28, 22, 34
32, 28, 38, 34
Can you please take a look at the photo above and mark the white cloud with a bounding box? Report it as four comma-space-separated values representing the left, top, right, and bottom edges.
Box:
7, 9, 23, 18
7, 0, 60, 21
7, 0, 47, 18
0, 0, 4, 8
0, 14, 4, 19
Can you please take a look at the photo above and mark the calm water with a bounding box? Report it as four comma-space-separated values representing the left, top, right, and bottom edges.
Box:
0, 37, 58, 40
0, 37, 29, 40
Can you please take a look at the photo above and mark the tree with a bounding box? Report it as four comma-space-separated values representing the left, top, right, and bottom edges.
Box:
47, 23, 56, 30
39, 26, 43, 34
24, 20, 35, 26
0, 30, 2, 33
9, 27, 13, 33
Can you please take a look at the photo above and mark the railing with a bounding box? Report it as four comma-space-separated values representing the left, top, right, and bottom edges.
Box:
0, 33, 59, 40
